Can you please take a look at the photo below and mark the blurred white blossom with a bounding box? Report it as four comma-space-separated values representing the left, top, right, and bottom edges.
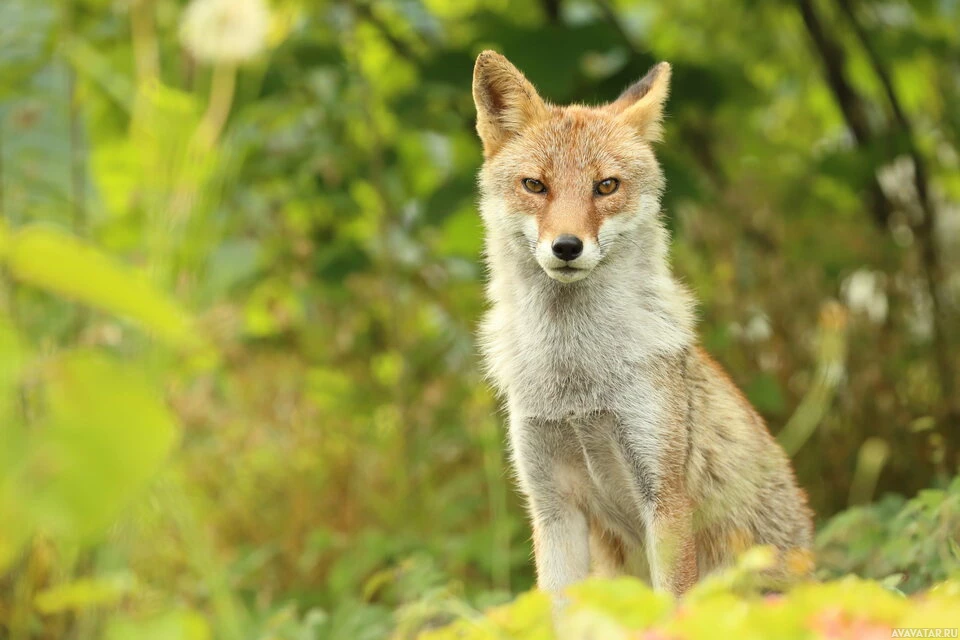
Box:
729, 310, 772, 343
744, 312, 772, 342
842, 269, 888, 324
180, 0, 270, 64
877, 155, 917, 205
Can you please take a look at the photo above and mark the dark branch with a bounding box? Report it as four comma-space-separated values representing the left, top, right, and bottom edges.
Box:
352, 2, 421, 63
836, 0, 955, 414
541, 0, 561, 23
796, 0, 893, 228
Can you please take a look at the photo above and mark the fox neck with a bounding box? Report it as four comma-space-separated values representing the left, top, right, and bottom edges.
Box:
485, 214, 696, 358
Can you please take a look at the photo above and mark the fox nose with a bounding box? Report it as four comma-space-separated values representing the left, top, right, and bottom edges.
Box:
551, 235, 583, 261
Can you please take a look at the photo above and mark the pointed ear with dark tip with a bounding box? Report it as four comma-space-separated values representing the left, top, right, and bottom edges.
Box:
472, 50, 549, 157
609, 62, 672, 142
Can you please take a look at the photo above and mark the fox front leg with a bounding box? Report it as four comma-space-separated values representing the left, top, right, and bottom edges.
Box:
644, 491, 698, 596
509, 415, 591, 602
530, 500, 590, 600
619, 409, 699, 597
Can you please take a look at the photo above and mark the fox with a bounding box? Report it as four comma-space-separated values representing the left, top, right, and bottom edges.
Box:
471, 50, 814, 600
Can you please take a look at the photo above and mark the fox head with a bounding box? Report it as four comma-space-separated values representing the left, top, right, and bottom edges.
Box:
473, 51, 670, 284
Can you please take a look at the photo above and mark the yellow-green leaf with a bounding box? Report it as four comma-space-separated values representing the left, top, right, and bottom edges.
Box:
34, 574, 134, 614
3, 226, 201, 350
25, 350, 180, 543
103, 610, 211, 640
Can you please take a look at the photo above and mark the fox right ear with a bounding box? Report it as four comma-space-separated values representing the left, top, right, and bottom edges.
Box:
609, 62, 672, 142
472, 51, 548, 158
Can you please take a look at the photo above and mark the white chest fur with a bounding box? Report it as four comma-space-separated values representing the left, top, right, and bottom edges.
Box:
480, 247, 694, 419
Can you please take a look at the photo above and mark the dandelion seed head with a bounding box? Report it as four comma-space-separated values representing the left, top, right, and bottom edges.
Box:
180, 0, 270, 64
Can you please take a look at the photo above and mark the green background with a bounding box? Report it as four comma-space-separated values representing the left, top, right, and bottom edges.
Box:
1, 0, 958, 637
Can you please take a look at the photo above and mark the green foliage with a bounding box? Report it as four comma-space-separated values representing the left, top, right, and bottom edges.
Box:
1, 225, 203, 350
418, 572, 960, 640
13, 351, 179, 544
0, 226, 185, 572
816, 477, 960, 593
103, 610, 211, 640
1, 0, 958, 637
34, 575, 134, 616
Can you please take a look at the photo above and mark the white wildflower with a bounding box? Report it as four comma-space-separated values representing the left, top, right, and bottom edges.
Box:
876, 155, 916, 207
180, 0, 270, 64
743, 312, 773, 343
729, 310, 773, 343
842, 269, 888, 324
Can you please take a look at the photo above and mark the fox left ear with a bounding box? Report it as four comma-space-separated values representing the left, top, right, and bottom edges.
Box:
609, 62, 671, 142
473, 50, 549, 157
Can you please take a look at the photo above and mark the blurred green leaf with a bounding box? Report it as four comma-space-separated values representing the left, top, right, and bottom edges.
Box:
34, 574, 134, 614
23, 350, 180, 543
103, 610, 210, 640
3, 226, 203, 350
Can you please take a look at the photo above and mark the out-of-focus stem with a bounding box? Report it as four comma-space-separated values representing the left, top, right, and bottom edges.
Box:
159, 64, 237, 285
848, 438, 891, 506
196, 63, 237, 149
167, 62, 237, 228
8, 540, 44, 640
0, 123, 5, 215
130, 0, 159, 127
779, 301, 848, 456
65, 0, 88, 338
162, 474, 246, 640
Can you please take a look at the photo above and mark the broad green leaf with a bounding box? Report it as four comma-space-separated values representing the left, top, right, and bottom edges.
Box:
34, 574, 135, 614
3, 226, 202, 350
25, 350, 180, 543
103, 610, 210, 640
565, 577, 673, 630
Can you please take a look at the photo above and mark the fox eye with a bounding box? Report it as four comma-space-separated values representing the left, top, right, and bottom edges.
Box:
522, 178, 547, 194
595, 178, 620, 196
